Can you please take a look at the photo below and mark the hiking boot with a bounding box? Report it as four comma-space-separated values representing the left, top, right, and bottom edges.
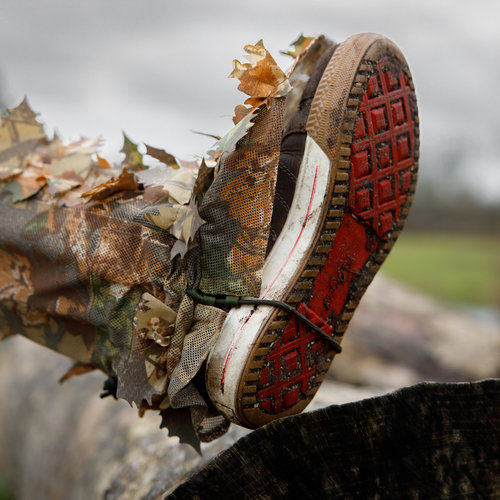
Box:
0, 32, 419, 445
205, 33, 419, 428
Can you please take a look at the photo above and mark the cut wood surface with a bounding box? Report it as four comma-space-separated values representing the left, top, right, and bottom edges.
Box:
0, 275, 498, 499
168, 380, 500, 499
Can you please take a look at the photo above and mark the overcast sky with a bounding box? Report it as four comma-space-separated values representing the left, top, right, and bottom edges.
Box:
1, 0, 499, 202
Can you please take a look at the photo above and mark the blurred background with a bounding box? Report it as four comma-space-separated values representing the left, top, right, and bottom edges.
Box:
0, 1, 499, 497
1, 0, 499, 311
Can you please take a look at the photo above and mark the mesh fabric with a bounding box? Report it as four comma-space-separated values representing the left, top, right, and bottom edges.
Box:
169, 303, 227, 406
199, 98, 285, 297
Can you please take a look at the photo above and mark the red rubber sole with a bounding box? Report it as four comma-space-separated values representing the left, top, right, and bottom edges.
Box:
238, 35, 419, 428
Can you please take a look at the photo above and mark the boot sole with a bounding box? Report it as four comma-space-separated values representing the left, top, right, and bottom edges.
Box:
206, 33, 419, 427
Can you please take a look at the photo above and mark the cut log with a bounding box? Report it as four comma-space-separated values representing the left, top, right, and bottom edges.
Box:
0, 337, 385, 499
0, 275, 498, 498
168, 380, 500, 499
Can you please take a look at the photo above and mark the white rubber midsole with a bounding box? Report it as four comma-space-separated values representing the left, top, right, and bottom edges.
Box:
206, 136, 332, 421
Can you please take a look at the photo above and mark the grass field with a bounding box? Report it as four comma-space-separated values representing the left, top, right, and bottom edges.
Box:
0, 478, 12, 500
382, 232, 500, 307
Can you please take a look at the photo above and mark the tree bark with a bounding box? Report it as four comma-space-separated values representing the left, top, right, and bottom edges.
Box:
168, 380, 500, 499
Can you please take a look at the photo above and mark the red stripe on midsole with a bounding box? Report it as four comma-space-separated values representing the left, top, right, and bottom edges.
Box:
220, 165, 320, 392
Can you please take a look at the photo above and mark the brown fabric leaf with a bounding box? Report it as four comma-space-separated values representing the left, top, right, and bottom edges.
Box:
95, 155, 112, 169
145, 144, 179, 169
229, 40, 291, 123
190, 130, 221, 141
192, 158, 214, 204
81, 167, 139, 201
230, 40, 289, 99
232, 104, 253, 125
59, 362, 96, 383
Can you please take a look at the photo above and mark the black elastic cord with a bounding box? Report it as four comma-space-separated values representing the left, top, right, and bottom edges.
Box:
100, 375, 118, 399
186, 289, 342, 353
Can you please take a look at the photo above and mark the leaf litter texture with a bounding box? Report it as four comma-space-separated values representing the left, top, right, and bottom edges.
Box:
0, 97, 213, 447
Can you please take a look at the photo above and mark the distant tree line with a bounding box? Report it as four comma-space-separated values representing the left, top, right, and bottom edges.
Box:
407, 180, 500, 234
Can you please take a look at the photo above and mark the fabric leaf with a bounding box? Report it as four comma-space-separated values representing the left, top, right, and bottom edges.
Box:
192, 158, 214, 205
159, 406, 201, 454
45, 177, 81, 196
0, 166, 22, 182
113, 350, 161, 407
170, 239, 188, 259
190, 130, 221, 141
144, 144, 179, 169
209, 108, 258, 157
81, 167, 139, 201
120, 132, 146, 171
95, 155, 112, 169
3, 171, 46, 202
229, 39, 291, 123
135, 292, 177, 347
136, 165, 196, 205
59, 362, 96, 383
280, 34, 314, 58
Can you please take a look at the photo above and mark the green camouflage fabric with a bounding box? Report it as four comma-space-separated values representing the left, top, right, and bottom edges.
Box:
199, 41, 292, 297
0, 98, 227, 445
199, 97, 285, 297
197, 36, 323, 298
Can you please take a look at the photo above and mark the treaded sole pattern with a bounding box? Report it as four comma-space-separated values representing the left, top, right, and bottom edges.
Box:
238, 34, 419, 428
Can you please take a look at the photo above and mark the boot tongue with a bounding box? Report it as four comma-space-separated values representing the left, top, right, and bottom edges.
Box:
266, 44, 338, 256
